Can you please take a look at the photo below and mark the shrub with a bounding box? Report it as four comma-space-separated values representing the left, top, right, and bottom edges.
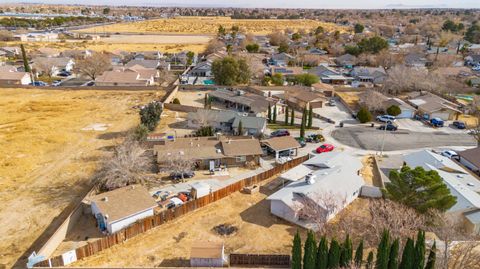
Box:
386, 105, 401, 116
357, 107, 372, 123
133, 124, 149, 141
140, 102, 163, 131
172, 98, 181, 104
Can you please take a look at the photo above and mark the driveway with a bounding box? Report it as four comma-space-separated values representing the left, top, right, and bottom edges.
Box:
331, 126, 477, 151
395, 119, 468, 134
313, 99, 353, 124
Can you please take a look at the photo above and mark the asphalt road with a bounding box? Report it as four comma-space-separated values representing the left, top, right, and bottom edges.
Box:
331, 126, 477, 151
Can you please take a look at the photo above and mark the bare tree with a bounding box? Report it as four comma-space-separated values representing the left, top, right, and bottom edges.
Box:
98, 139, 151, 191
359, 90, 386, 112
448, 241, 480, 269
76, 52, 111, 80
160, 154, 195, 182
204, 39, 226, 55
33, 58, 56, 78
267, 31, 289, 46
383, 65, 447, 95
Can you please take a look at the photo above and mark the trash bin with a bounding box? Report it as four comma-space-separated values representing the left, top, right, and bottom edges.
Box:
371, 123, 375, 127
339, 122, 344, 128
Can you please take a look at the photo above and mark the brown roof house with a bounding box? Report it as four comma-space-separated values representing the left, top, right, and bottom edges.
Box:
262, 136, 301, 161
154, 136, 263, 170
407, 92, 461, 120
190, 242, 225, 267
0, 68, 32, 85
284, 88, 327, 110
458, 147, 480, 175
88, 185, 157, 234
95, 69, 154, 86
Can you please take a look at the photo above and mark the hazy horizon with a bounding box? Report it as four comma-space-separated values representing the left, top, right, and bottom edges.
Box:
3, 0, 480, 9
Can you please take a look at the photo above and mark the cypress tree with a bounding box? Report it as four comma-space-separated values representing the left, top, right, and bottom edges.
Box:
340, 234, 352, 267
273, 105, 277, 123
292, 231, 302, 269
327, 239, 340, 269
300, 109, 307, 138
376, 230, 390, 269
21, 44, 30, 73
267, 104, 272, 123
304, 231, 317, 269
354, 240, 364, 267
399, 238, 414, 269
413, 231, 426, 269
424, 241, 436, 269
290, 108, 295, 125
238, 120, 243, 136
366, 251, 374, 269
307, 106, 313, 128
285, 106, 289, 125
316, 236, 328, 269
388, 238, 400, 269
204, 93, 208, 108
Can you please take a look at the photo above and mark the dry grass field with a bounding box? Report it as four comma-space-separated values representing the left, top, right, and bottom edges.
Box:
0, 88, 162, 268
75, 16, 347, 35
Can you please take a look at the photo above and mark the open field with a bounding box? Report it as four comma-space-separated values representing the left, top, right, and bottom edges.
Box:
75, 16, 347, 35
0, 88, 161, 268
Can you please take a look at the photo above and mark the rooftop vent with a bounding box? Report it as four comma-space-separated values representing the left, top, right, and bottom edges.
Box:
305, 173, 316, 185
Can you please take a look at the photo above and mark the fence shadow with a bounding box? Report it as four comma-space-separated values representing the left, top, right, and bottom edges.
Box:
157, 258, 190, 267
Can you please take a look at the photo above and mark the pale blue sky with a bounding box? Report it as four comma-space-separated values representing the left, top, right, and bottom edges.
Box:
5, 0, 480, 9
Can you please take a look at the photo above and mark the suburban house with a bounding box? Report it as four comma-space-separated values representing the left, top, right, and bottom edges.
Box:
351, 66, 387, 85
0, 47, 20, 57
208, 88, 280, 117
190, 242, 225, 267
465, 54, 480, 66
284, 88, 327, 110
404, 150, 480, 234
95, 70, 154, 86
87, 185, 157, 234
188, 60, 213, 77
153, 136, 264, 170
267, 152, 364, 230
382, 97, 417, 119
269, 52, 295, 66
32, 57, 74, 75
0, 69, 32, 85
307, 48, 328, 55
458, 147, 480, 175
335, 54, 357, 68
309, 65, 352, 85
187, 108, 267, 136
407, 92, 461, 120
269, 66, 304, 79
405, 53, 429, 68
261, 136, 300, 161
125, 59, 162, 70
36, 48, 61, 58
60, 49, 92, 59
133, 51, 162, 60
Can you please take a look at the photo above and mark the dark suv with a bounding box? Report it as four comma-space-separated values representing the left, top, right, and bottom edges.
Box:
453, 121, 466, 129
270, 129, 290, 137
379, 123, 398, 131
170, 171, 195, 180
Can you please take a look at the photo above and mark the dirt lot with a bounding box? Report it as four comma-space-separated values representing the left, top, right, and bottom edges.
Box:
0, 88, 161, 268
75, 16, 347, 35
336, 91, 361, 112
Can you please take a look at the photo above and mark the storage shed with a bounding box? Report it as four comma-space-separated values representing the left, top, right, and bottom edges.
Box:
191, 182, 212, 199
190, 242, 225, 267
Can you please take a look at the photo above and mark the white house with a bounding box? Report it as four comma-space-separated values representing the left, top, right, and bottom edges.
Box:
404, 150, 480, 234
382, 97, 417, 119
267, 152, 364, 230
88, 185, 157, 234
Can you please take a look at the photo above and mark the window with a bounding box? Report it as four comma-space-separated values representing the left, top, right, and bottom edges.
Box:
236, 156, 246, 162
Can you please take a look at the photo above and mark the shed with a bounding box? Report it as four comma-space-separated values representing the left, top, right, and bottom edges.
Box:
191, 182, 212, 199
190, 242, 225, 267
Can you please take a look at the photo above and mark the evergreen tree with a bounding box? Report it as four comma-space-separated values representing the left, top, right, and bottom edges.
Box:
327, 239, 340, 269
366, 251, 374, 269
316, 236, 328, 269
238, 120, 243, 136
388, 239, 400, 269
304, 231, 317, 269
285, 107, 289, 125
376, 230, 391, 269
290, 109, 295, 125
424, 241, 436, 269
292, 231, 302, 269
204, 93, 208, 108
273, 105, 277, 123
21, 44, 30, 73
354, 240, 364, 268
340, 234, 353, 267
307, 106, 313, 128
399, 238, 414, 269
300, 109, 307, 138
267, 105, 272, 123
413, 231, 426, 269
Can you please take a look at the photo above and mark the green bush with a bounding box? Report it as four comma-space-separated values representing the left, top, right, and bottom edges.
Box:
172, 98, 181, 104
133, 124, 149, 141
386, 105, 401, 116
357, 107, 372, 123
140, 102, 163, 131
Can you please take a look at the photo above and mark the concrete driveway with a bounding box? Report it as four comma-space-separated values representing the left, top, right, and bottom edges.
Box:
395, 119, 468, 134
331, 126, 477, 151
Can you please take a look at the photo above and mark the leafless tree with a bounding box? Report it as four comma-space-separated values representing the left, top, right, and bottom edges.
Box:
0, 30, 14, 41
76, 52, 111, 80
98, 139, 151, 191
293, 191, 347, 234
448, 241, 480, 269
383, 65, 447, 95
191, 109, 218, 127
33, 58, 56, 78
267, 31, 289, 46
359, 90, 386, 113
160, 154, 195, 182
157, 69, 176, 86
204, 39, 226, 55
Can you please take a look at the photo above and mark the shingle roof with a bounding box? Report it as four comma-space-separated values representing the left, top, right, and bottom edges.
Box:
0, 71, 29, 80
261, 136, 300, 151
125, 60, 159, 69
221, 138, 263, 156
88, 185, 157, 223
95, 70, 140, 84
458, 147, 480, 170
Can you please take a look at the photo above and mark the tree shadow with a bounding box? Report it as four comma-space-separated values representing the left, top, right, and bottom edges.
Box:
96, 131, 129, 140
167, 120, 190, 129
157, 258, 190, 267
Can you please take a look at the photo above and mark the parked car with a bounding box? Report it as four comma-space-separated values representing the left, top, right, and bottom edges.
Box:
379, 123, 398, 131
453, 121, 466, 129
316, 143, 335, 153
82, 81, 95, 87
328, 99, 336, 106
473, 65, 480, 71
57, 71, 71, 77
52, 80, 62, 87
441, 150, 459, 160
295, 137, 307, 148
430, 118, 444, 127
270, 129, 290, 137
166, 197, 184, 209
153, 190, 172, 201
30, 81, 48, 86
170, 171, 195, 181
376, 115, 396, 123
305, 134, 325, 143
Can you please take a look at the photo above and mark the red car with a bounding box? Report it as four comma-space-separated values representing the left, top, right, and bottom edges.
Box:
316, 143, 335, 153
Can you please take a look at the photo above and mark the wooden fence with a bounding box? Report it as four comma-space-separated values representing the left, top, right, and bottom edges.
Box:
34, 155, 308, 267
230, 254, 291, 267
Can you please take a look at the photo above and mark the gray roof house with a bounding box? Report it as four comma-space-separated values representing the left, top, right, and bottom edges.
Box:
308, 65, 352, 85
407, 92, 461, 120
270, 52, 295, 66
404, 150, 480, 234
382, 97, 417, 119
267, 152, 364, 230
351, 66, 387, 85
458, 147, 480, 175
208, 88, 278, 117
335, 54, 357, 67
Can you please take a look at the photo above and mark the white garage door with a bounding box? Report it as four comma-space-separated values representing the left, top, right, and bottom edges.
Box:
397, 109, 414, 119
431, 112, 450, 121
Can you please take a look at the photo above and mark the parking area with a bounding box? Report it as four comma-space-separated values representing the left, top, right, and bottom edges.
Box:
313, 98, 354, 124
395, 118, 469, 134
